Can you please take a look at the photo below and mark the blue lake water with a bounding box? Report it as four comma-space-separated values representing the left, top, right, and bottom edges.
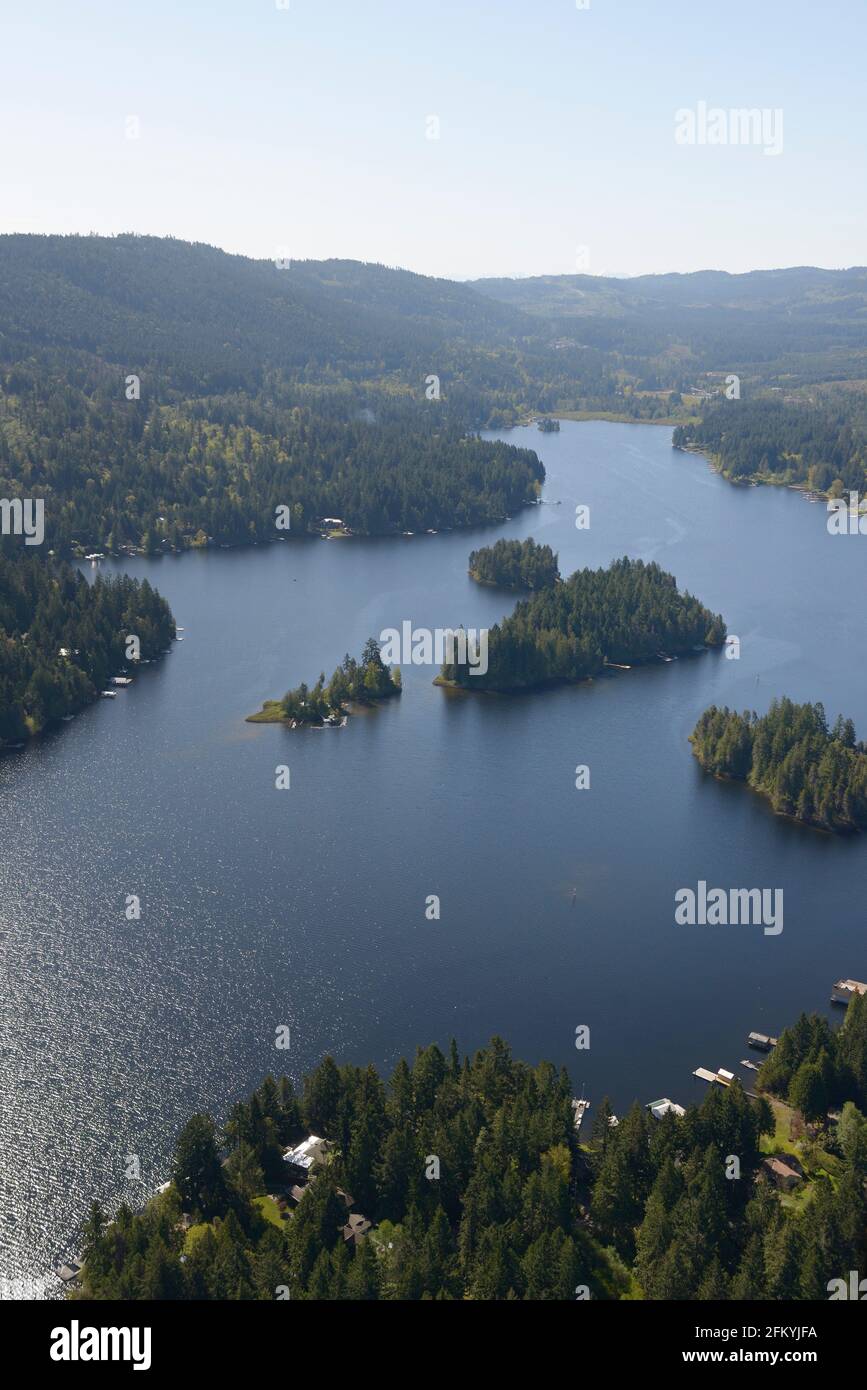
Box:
1, 420, 865, 1289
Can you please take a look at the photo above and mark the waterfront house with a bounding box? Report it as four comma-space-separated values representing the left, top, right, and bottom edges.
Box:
341, 1212, 372, 1247
282, 1135, 331, 1177
762, 1156, 802, 1192
647, 1098, 686, 1120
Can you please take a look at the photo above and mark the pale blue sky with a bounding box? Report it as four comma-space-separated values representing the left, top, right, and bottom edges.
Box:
1, 0, 864, 278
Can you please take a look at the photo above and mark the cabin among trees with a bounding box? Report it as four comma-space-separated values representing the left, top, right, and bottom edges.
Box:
69, 1008, 867, 1300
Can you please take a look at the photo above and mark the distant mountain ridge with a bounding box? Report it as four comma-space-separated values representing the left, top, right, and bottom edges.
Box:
470, 265, 867, 319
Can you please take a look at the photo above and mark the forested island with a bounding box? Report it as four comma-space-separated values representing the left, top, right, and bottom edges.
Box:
248, 638, 400, 727
537, 417, 560, 432
690, 699, 867, 832
0, 550, 175, 745
468, 537, 559, 590
441, 557, 725, 692
68, 996, 867, 1300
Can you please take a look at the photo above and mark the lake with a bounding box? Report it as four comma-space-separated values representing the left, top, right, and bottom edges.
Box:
1, 419, 865, 1291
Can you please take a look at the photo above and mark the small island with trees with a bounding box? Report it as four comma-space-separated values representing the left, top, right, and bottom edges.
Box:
690, 698, 867, 833
468, 537, 560, 590
441, 556, 725, 692
248, 638, 401, 728
537, 417, 560, 432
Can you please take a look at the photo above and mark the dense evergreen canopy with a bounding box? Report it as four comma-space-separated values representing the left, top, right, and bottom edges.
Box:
690, 699, 867, 832
674, 398, 867, 496
443, 557, 725, 691
250, 638, 401, 725
0, 548, 174, 742
71, 1013, 867, 1300
758, 997, 867, 1121
468, 536, 559, 590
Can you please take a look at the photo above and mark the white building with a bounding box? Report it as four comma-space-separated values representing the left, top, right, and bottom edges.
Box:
282, 1135, 330, 1175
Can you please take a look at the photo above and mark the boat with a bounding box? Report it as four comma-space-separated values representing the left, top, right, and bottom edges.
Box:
100, 690, 117, 699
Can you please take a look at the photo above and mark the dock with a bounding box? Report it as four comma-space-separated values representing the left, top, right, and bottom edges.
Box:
740, 1059, 760, 1072
747, 1031, 777, 1051
693, 1066, 735, 1087
572, 1097, 590, 1133
831, 979, 867, 1006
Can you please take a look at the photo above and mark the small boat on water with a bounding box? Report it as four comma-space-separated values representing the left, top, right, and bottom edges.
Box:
100, 690, 117, 699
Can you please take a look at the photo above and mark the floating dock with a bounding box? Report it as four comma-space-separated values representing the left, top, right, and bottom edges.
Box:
693, 1066, 735, 1087
747, 1032, 777, 1051
831, 979, 867, 1006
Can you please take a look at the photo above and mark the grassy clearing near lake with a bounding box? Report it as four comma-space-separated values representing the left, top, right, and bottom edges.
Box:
253, 1194, 286, 1229
246, 700, 293, 723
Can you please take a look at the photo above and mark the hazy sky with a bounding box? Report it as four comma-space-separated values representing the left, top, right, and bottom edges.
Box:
1, 0, 864, 279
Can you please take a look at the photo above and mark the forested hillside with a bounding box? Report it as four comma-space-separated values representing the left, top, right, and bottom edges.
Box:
0, 235, 560, 551
71, 1013, 867, 1300
6, 240, 867, 559
674, 398, 867, 495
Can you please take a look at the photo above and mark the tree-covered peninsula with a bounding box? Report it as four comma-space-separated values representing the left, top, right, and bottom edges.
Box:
468, 537, 559, 590
674, 398, 867, 497
442, 557, 725, 692
0, 549, 175, 745
69, 1002, 867, 1300
248, 638, 400, 727
690, 698, 867, 833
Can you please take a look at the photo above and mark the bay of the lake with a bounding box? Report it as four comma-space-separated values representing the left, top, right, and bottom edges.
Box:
1, 420, 865, 1289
